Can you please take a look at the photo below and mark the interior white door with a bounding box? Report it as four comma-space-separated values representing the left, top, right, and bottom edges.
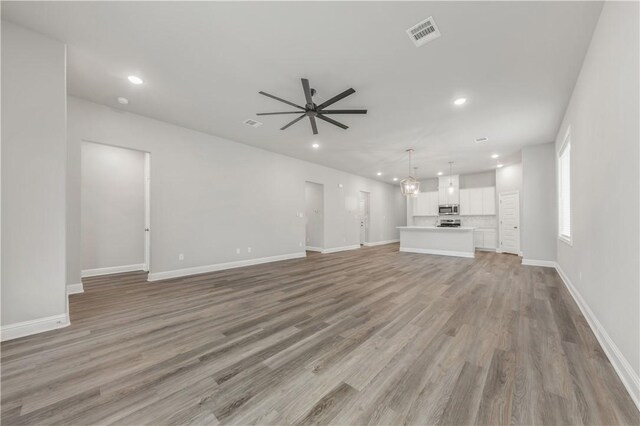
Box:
499, 192, 520, 254
359, 192, 370, 245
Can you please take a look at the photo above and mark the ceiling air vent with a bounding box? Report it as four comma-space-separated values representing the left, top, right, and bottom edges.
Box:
406, 17, 441, 47
243, 118, 263, 128
475, 137, 489, 143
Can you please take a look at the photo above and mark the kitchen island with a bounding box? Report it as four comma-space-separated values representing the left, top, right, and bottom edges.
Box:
397, 226, 475, 258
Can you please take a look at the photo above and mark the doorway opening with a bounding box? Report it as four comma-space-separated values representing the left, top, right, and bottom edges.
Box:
498, 191, 520, 255
359, 191, 370, 246
81, 142, 150, 277
304, 181, 324, 253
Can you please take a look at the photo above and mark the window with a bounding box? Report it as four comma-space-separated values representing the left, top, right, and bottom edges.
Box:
558, 129, 571, 244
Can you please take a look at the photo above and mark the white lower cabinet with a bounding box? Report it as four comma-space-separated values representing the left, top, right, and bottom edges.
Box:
483, 229, 497, 249
473, 230, 484, 247
474, 228, 497, 250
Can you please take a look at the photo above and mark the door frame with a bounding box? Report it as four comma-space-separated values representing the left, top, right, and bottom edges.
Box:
359, 191, 370, 245
143, 152, 151, 271
498, 190, 520, 255
304, 181, 325, 252
81, 139, 151, 273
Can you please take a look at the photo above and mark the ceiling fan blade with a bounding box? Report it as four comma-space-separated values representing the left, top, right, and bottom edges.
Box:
308, 115, 318, 135
318, 109, 367, 114
256, 111, 302, 116
301, 78, 313, 107
259, 91, 305, 110
316, 114, 348, 130
317, 88, 356, 109
280, 114, 306, 130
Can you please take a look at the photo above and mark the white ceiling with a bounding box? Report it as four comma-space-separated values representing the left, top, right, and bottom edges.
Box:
2, 1, 602, 181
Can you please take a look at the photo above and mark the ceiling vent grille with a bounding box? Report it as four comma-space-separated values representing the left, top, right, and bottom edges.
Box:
406, 17, 441, 47
475, 137, 489, 143
243, 118, 263, 128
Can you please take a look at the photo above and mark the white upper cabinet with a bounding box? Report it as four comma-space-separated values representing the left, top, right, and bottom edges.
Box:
459, 186, 496, 215
459, 189, 470, 215
412, 191, 439, 216
482, 187, 496, 215
438, 187, 459, 205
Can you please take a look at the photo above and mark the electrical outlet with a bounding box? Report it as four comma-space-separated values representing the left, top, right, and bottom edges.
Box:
247, 247, 252, 253
178, 253, 184, 261
236, 248, 241, 254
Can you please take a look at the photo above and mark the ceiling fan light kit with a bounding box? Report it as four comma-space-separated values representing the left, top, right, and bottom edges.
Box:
257, 78, 367, 135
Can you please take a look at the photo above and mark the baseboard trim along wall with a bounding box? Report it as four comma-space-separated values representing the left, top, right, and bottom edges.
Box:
554, 263, 640, 410
82, 263, 145, 278
321, 245, 361, 254
147, 252, 306, 281
399, 247, 475, 258
0, 313, 70, 342
521, 258, 557, 267
305, 246, 323, 252
362, 239, 400, 247
67, 283, 84, 294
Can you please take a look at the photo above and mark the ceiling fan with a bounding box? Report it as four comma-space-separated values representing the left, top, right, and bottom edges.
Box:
257, 78, 367, 135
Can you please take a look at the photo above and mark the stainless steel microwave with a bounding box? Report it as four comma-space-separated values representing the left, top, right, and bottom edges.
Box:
439, 204, 459, 215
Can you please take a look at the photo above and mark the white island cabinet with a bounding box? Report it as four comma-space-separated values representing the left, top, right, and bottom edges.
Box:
397, 226, 475, 258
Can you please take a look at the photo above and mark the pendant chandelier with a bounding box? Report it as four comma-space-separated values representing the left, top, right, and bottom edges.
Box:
400, 149, 420, 196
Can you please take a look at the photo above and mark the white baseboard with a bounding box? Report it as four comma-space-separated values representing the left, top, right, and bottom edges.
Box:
82, 263, 145, 278
476, 248, 497, 252
147, 252, 306, 281
555, 263, 640, 410
67, 283, 84, 294
363, 239, 400, 247
305, 246, 323, 252
399, 247, 475, 258
522, 258, 557, 267
321, 245, 361, 254
0, 313, 70, 342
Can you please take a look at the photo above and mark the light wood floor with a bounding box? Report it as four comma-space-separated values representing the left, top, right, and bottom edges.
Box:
1, 245, 638, 425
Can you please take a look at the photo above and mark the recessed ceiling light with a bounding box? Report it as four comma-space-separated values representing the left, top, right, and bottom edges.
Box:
127, 75, 143, 85
393, 177, 398, 181
491, 154, 499, 159
376, 172, 382, 176
475, 137, 488, 143
312, 143, 320, 149
454, 97, 467, 106
117, 97, 129, 105
437, 172, 443, 176
496, 164, 504, 168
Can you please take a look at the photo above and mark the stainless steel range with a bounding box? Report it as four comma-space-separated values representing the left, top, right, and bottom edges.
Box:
437, 219, 461, 228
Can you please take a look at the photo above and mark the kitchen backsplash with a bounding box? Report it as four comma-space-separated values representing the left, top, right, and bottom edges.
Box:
413, 215, 497, 229
460, 216, 498, 229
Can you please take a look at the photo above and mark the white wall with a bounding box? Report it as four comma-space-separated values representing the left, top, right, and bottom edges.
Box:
304, 182, 324, 250
496, 162, 522, 195
459, 171, 496, 189
67, 97, 405, 282
1, 22, 68, 334
554, 1, 639, 404
81, 142, 145, 272
521, 143, 557, 262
